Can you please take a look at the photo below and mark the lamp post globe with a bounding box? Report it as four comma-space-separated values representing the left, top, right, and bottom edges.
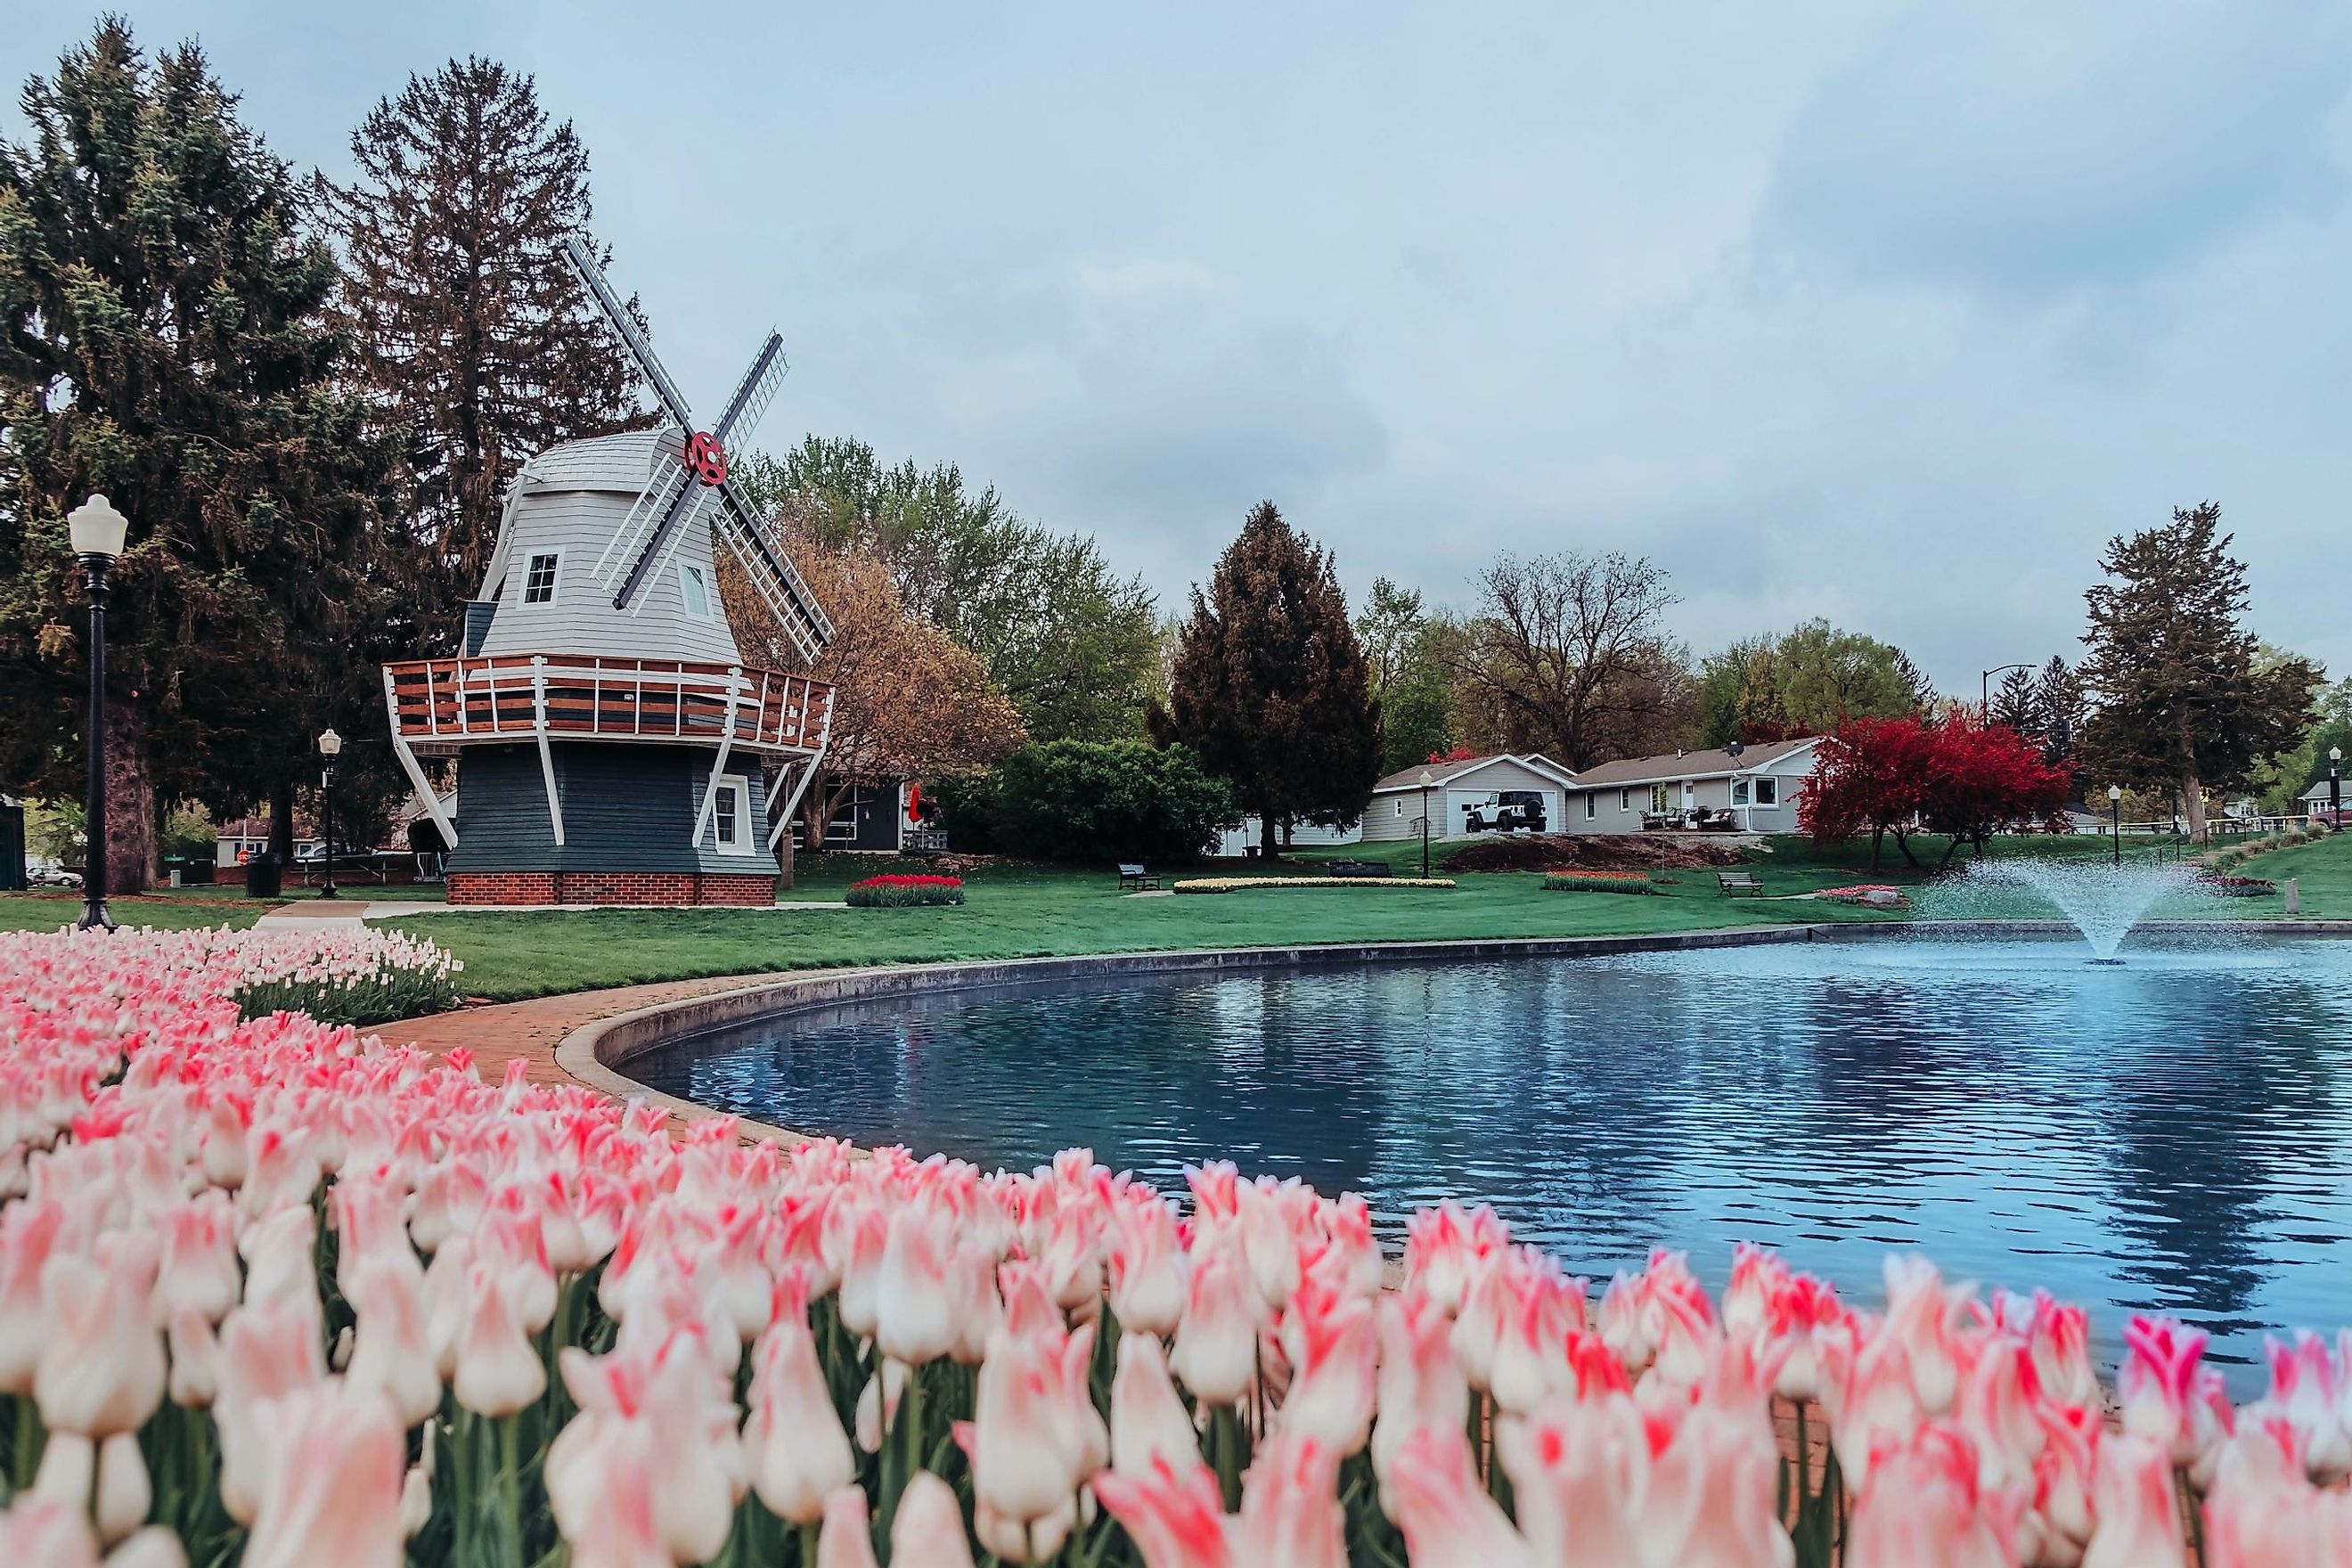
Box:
67, 495, 128, 932
2332, 745, 2342, 831
316, 728, 344, 900
2107, 784, 2124, 866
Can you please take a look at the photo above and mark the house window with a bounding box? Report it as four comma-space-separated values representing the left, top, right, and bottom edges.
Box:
1649, 783, 1671, 813
1585, 791, 1596, 820
1621, 788, 1630, 812
710, 774, 754, 854
1394, 800, 1404, 817
1731, 780, 1750, 806
679, 562, 714, 620
1754, 776, 1779, 807
521, 551, 559, 606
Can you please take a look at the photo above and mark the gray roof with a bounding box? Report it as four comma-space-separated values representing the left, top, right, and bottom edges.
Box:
1371, 752, 1578, 793
1568, 737, 1819, 788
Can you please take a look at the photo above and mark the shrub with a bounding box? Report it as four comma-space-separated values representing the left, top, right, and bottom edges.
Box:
845, 873, 966, 908
1540, 870, 1654, 894
2198, 872, 2275, 898
953, 740, 1241, 864
1172, 876, 1454, 893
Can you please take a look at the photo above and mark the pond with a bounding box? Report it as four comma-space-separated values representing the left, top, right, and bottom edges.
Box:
632, 934, 2352, 1380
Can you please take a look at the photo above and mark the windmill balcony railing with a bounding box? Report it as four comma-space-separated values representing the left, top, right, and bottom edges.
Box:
381, 653, 832, 757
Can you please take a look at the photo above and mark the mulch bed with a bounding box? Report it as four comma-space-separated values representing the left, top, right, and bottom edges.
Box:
1447, 833, 1753, 873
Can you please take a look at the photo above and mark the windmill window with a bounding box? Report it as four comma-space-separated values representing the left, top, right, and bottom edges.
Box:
679, 562, 714, 620
520, 551, 560, 606
711, 773, 754, 854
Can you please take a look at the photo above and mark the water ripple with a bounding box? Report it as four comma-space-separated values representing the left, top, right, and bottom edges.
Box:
635, 937, 2352, 1385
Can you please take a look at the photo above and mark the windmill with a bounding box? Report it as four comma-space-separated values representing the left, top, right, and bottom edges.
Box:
378, 236, 837, 906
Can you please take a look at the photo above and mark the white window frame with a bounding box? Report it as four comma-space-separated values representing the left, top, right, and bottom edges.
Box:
519, 549, 562, 607
679, 560, 715, 621
1585, 791, 1596, 820
1754, 776, 1779, 807
1649, 783, 1671, 814
1620, 788, 1631, 812
1731, 779, 1751, 806
1394, 800, 1404, 817
710, 772, 755, 855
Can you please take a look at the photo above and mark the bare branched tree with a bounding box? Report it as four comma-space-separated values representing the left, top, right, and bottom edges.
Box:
1451, 552, 1690, 768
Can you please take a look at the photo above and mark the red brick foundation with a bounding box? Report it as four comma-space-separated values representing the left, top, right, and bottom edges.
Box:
445, 870, 776, 907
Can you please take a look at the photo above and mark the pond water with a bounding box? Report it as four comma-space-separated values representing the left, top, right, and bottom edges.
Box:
634, 935, 2352, 1380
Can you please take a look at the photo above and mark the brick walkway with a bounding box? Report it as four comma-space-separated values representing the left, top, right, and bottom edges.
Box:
388, 974, 782, 1091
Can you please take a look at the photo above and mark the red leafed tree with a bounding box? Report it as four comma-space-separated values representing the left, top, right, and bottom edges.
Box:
1800, 716, 2068, 870
1797, 717, 1936, 870
1916, 717, 2071, 870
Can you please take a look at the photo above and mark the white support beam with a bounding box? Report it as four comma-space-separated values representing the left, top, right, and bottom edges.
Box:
767, 715, 832, 850
692, 669, 746, 846
384, 669, 460, 849
531, 657, 566, 847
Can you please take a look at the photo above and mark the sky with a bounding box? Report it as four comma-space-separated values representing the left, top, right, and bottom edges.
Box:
6, 1, 2350, 692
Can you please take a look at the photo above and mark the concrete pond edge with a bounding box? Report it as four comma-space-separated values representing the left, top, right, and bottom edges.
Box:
554, 919, 2352, 1139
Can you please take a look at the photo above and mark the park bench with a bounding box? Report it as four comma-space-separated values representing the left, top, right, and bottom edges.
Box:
1717, 870, 1764, 897
1117, 864, 1161, 892
1327, 860, 1395, 878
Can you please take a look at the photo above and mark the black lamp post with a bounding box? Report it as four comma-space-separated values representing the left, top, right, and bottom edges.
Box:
1417, 768, 1434, 879
1981, 663, 2029, 723
2332, 746, 2342, 830
2108, 783, 2123, 866
316, 728, 344, 899
69, 496, 128, 932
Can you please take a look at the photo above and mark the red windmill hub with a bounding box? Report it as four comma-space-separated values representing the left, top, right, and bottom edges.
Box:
684, 430, 729, 486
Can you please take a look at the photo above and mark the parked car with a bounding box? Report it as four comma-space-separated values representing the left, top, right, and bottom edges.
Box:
1463, 790, 1548, 833
291, 842, 380, 870
27, 862, 78, 890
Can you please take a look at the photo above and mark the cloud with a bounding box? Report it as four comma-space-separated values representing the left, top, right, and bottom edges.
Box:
1759, 3, 2352, 297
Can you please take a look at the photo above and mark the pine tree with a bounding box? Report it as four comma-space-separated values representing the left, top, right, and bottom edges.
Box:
1152, 502, 1380, 853
0, 20, 398, 890
1989, 665, 2038, 731
2078, 503, 2319, 837
2032, 656, 2084, 771
318, 58, 645, 640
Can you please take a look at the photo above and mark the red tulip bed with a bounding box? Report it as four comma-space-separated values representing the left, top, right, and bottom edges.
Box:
0, 928, 2343, 1567
1539, 871, 1655, 894
846, 875, 967, 909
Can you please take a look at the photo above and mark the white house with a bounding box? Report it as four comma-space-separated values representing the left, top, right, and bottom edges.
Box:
1559, 739, 1823, 835
1359, 754, 1581, 844
2305, 778, 2344, 819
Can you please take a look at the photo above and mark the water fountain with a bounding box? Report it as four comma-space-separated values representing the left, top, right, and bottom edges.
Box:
1941, 858, 2190, 960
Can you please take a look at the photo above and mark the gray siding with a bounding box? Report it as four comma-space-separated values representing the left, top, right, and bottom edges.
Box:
447, 743, 773, 874
1366, 759, 1573, 842
477, 486, 745, 666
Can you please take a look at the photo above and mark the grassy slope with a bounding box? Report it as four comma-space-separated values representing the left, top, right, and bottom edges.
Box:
12, 830, 2340, 995
390, 843, 1903, 1002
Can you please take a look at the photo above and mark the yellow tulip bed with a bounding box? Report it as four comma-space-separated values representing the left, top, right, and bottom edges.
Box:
1170, 877, 1458, 894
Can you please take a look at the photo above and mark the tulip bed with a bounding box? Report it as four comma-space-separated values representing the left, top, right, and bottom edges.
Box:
1, 929, 2346, 1567
1539, 872, 1654, 895
1171, 877, 1457, 894
845, 876, 968, 910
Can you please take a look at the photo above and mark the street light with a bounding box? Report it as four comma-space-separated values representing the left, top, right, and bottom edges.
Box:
1981, 663, 2031, 723
2332, 745, 2342, 832
316, 728, 344, 900
2108, 783, 2124, 866
1417, 769, 1435, 879
68, 495, 128, 932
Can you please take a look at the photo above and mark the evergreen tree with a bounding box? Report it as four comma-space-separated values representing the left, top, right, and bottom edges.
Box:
1152, 502, 1380, 853
318, 57, 645, 641
2031, 656, 2085, 772
1989, 665, 2038, 731
2078, 503, 2319, 837
0, 20, 397, 890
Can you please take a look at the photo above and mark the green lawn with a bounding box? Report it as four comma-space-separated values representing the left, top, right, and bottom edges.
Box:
9, 830, 2343, 994
385, 845, 1904, 1002
0, 892, 267, 932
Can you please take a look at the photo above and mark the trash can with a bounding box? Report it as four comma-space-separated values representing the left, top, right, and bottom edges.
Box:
243, 851, 282, 899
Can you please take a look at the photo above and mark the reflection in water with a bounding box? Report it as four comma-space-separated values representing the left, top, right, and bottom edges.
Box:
635, 938, 2352, 1382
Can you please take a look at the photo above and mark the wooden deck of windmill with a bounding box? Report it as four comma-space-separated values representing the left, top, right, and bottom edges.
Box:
380, 237, 835, 906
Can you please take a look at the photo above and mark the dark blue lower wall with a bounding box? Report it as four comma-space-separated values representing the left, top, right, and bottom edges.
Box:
446, 744, 774, 875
